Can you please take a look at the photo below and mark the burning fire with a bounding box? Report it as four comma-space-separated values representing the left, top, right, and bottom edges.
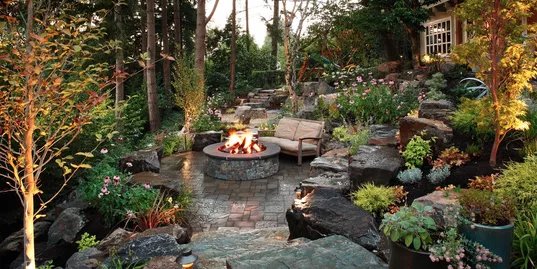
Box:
220, 130, 265, 154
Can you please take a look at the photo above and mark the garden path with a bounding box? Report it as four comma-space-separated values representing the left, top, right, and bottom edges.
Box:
160, 152, 312, 234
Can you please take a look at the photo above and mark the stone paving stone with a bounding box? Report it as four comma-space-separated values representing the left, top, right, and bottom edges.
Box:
160, 152, 312, 233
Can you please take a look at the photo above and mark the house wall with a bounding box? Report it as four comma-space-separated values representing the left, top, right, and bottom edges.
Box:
420, 7, 459, 56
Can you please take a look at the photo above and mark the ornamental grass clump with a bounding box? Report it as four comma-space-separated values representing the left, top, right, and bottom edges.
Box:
495, 156, 537, 214
352, 183, 407, 216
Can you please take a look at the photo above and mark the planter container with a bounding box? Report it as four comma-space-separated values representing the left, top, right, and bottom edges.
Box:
389, 242, 448, 269
460, 222, 514, 269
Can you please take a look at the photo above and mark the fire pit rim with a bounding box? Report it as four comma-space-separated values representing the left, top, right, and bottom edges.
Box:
203, 142, 281, 160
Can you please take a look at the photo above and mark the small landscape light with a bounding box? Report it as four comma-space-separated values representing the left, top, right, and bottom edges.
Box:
177, 249, 198, 269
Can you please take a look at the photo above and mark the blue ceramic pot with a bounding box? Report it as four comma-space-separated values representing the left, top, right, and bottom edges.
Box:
389, 242, 448, 269
460, 222, 514, 269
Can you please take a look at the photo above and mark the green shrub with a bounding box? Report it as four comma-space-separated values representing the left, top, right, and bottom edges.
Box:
424, 72, 447, 101
192, 114, 223, 133
120, 94, 149, 144
397, 168, 423, 184
496, 156, 537, 214
451, 98, 494, 140
349, 129, 370, 155
459, 189, 515, 226
78, 162, 158, 225
380, 203, 437, 251
161, 134, 191, 156
426, 165, 451, 184
76, 232, 100, 251
332, 126, 351, 142
512, 210, 537, 269
402, 135, 432, 168
352, 183, 396, 216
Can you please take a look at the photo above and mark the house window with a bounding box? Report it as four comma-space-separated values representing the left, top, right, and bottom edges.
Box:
425, 18, 452, 55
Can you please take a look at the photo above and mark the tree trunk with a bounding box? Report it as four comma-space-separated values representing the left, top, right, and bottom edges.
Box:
194, 0, 206, 80
406, 27, 421, 68
24, 2, 36, 268
282, 5, 297, 112
115, 2, 125, 119
147, 0, 160, 131
173, 0, 182, 56
489, 0, 502, 167
271, 0, 279, 70
245, 0, 250, 51
162, 0, 171, 94
229, 0, 237, 94
141, 0, 148, 84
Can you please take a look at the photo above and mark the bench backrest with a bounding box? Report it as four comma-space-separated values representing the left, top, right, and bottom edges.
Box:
274, 117, 324, 143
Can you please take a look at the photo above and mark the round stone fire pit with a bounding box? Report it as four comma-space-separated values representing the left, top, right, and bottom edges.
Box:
203, 142, 280, 180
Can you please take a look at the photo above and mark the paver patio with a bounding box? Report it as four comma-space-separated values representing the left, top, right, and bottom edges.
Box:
159, 151, 313, 233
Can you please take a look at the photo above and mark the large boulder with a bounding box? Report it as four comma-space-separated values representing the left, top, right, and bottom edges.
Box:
65, 247, 104, 269
368, 125, 398, 147
234, 106, 267, 120
418, 99, 455, 125
413, 191, 461, 229
119, 148, 161, 173
399, 116, 453, 153
191, 131, 222, 152
143, 256, 178, 269
135, 224, 191, 244
48, 208, 86, 246
105, 234, 184, 265
349, 145, 402, 189
97, 228, 133, 252
227, 235, 387, 269
286, 187, 381, 251
317, 81, 336, 95
300, 82, 319, 97
310, 156, 348, 173
0, 221, 51, 253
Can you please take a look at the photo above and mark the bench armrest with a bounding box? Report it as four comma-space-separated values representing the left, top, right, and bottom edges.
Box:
298, 137, 322, 157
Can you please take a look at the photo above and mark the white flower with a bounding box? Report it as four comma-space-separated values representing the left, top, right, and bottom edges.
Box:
126, 162, 133, 167
100, 148, 108, 154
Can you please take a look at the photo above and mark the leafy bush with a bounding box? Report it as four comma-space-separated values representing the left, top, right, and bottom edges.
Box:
332, 126, 351, 142
402, 135, 432, 168
451, 98, 494, 140
459, 189, 515, 226
349, 129, 370, 155
173, 57, 205, 132
468, 174, 497, 191
397, 168, 423, 184
496, 156, 537, 214
78, 163, 158, 225
162, 133, 191, 156
37, 261, 54, 269
192, 114, 223, 133
120, 94, 149, 145
424, 72, 447, 101
76, 232, 100, 251
512, 210, 537, 269
426, 165, 451, 184
436, 146, 470, 167
380, 203, 437, 251
352, 183, 396, 216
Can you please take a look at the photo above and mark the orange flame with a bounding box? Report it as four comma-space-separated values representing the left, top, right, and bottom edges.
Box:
222, 130, 264, 154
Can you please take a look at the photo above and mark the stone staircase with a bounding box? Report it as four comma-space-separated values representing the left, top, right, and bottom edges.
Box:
185, 227, 387, 269
246, 89, 277, 108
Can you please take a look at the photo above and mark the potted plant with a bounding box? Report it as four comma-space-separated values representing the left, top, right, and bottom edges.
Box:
381, 203, 448, 269
458, 189, 516, 269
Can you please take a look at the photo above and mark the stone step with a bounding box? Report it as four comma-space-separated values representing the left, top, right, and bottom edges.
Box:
259, 89, 276, 94
250, 97, 270, 101
227, 235, 387, 269
257, 92, 273, 97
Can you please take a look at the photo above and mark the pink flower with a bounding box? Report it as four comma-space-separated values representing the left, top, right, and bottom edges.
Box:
113, 175, 121, 185
356, 76, 363, 83
389, 81, 395, 85
103, 176, 111, 185
101, 186, 109, 195
100, 148, 108, 154
143, 183, 151, 189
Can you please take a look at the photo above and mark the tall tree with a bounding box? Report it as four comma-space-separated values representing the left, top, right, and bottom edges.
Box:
162, 0, 171, 94
245, 0, 250, 51
141, 0, 148, 83
229, 0, 237, 93
194, 0, 219, 81
173, 0, 182, 56
452, 0, 537, 166
146, 0, 160, 131
271, 0, 279, 70
114, 1, 126, 118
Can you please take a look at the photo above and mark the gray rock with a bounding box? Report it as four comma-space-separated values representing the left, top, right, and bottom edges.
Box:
0, 221, 51, 253
310, 156, 348, 173
322, 148, 349, 157
413, 190, 461, 229
368, 125, 398, 147
143, 256, 178, 269
287, 187, 382, 251
191, 131, 222, 151
65, 247, 103, 269
318, 93, 338, 105
234, 106, 267, 120
186, 227, 293, 269
300, 172, 350, 193
300, 82, 319, 97
135, 224, 191, 244
97, 228, 132, 252
119, 148, 161, 173
317, 81, 336, 95
399, 116, 453, 153
418, 99, 455, 125
107, 234, 184, 265
227, 235, 387, 269
48, 208, 86, 246
349, 145, 402, 189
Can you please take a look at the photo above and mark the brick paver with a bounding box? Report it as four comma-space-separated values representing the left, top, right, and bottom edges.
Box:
161, 151, 312, 233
